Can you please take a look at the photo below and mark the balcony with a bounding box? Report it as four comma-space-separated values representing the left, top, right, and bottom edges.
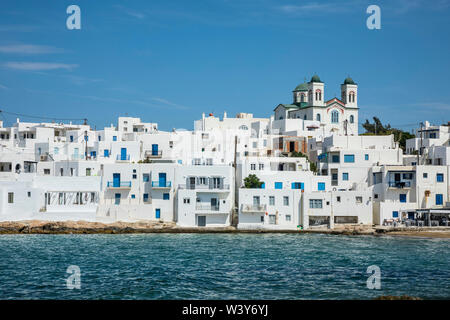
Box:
151, 181, 172, 189
178, 184, 230, 192
145, 150, 162, 158
116, 154, 130, 161
195, 204, 220, 211
241, 204, 267, 213
107, 181, 132, 189
388, 181, 411, 188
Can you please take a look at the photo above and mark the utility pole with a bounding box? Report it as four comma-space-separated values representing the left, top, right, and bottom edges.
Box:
419, 122, 424, 165
232, 135, 238, 227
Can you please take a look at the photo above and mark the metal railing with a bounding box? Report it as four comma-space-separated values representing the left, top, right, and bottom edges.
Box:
145, 150, 163, 157
196, 204, 220, 211
107, 181, 132, 188
178, 184, 230, 190
388, 181, 411, 188
241, 204, 267, 212
116, 154, 130, 161
151, 181, 172, 188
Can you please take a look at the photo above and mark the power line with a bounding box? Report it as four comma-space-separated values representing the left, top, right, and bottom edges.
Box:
0, 109, 86, 122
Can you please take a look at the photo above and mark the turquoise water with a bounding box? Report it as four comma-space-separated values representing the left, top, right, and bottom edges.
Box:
0, 233, 449, 299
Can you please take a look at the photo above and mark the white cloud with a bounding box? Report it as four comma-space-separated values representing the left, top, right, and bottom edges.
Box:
0, 44, 63, 54
4, 62, 78, 71
151, 97, 189, 110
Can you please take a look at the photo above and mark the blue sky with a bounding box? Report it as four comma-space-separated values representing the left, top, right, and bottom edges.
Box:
0, 0, 449, 131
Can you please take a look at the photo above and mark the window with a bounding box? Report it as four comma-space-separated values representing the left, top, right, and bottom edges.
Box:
356, 196, 363, 204
336, 196, 341, 202
318, 182, 325, 191
27, 191, 31, 198
437, 173, 444, 182
341, 172, 349, 181
183, 198, 190, 204
253, 196, 260, 206
374, 194, 379, 199
163, 193, 170, 200
132, 174, 137, 179
113, 136, 117, 141
86, 168, 91, 176
365, 154, 369, 161
260, 216, 265, 222
283, 196, 289, 206
143, 174, 149, 182
309, 199, 323, 209
131, 194, 136, 199
98, 135, 101, 141
399, 194, 407, 203
143, 193, 149, 202
332, 173, 338, 181
316, 114, 321, 121
54, 147, 59, 155
423, 173, 428, 178
239, 125, 248, 130
436, 194, 443, 205
70, 135, 74, 142
8, 192, 14, 203
114, 193, 120, 205
259, 163, 264, 170
260, 182, 265, 189
252, 142, 257, 148
331, 110, 339, 123
332, 155, 340, 163
392, 211, 399, 218
286, 215, 291, 222
44, 169, 50, 175
291, 182, 303, 190
350, 115, 354, 123
344, 154, 355, 163
269, 196, 275, 206
275, 182, 283, 189
250, 164, 256, 170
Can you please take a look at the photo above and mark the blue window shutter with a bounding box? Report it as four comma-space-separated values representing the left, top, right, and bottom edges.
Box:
261, 182, 265, 189
275, 182, 282, 189
400, 194, 406, 203
300, 183, 304, 190
437, 174, 444, 182
291, 182, 295, 189
318, 182, 325, 191
392, 211, 399, 218
344, 154, 355, 163
163, 193, 170, 200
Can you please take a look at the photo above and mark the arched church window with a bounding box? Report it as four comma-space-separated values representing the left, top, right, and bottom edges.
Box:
300, 93, 305, 102
331, 110, 339, 123
350, 115, 354, 123
316, 114, 321, 121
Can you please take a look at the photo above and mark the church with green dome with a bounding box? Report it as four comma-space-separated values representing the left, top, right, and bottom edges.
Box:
274, 75, 359, 136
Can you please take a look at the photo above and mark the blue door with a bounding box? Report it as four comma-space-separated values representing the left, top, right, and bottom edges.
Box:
115, 193, 121, 205
113, 173, 120, 187
159, 173, 166, 187
152, 144, 158, 156
121, 148, 127, 160
104, 149, 109, 157
155, 208, 161, 219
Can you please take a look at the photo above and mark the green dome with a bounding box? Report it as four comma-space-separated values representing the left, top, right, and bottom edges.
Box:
343, 77, 356, 85
293, 82, 308, 91
310, 74, 322, 83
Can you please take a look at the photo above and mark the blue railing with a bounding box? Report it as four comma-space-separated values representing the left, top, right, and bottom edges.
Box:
151, 181, 172, 188
388, 181, 411, 188
107, 181, 132, 188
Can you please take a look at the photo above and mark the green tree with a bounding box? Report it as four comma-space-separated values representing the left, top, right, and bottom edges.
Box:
361, 117, 414, 150
243, 174, 264, 188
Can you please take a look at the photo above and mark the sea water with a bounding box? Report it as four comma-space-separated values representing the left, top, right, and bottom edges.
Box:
0, 233, 448, 299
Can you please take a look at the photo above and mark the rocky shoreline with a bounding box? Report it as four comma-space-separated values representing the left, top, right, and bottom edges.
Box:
0, 220, 449, 238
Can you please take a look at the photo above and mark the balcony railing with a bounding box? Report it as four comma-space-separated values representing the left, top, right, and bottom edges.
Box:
388, 181, 411, 188
116, 154, 130, 161
107, 181, 132, 188
241, 204, 267, 212
145, 150, 162, 158
151, 181, 172, 188
178, 184, 230, 190
195, 204, 220, 211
